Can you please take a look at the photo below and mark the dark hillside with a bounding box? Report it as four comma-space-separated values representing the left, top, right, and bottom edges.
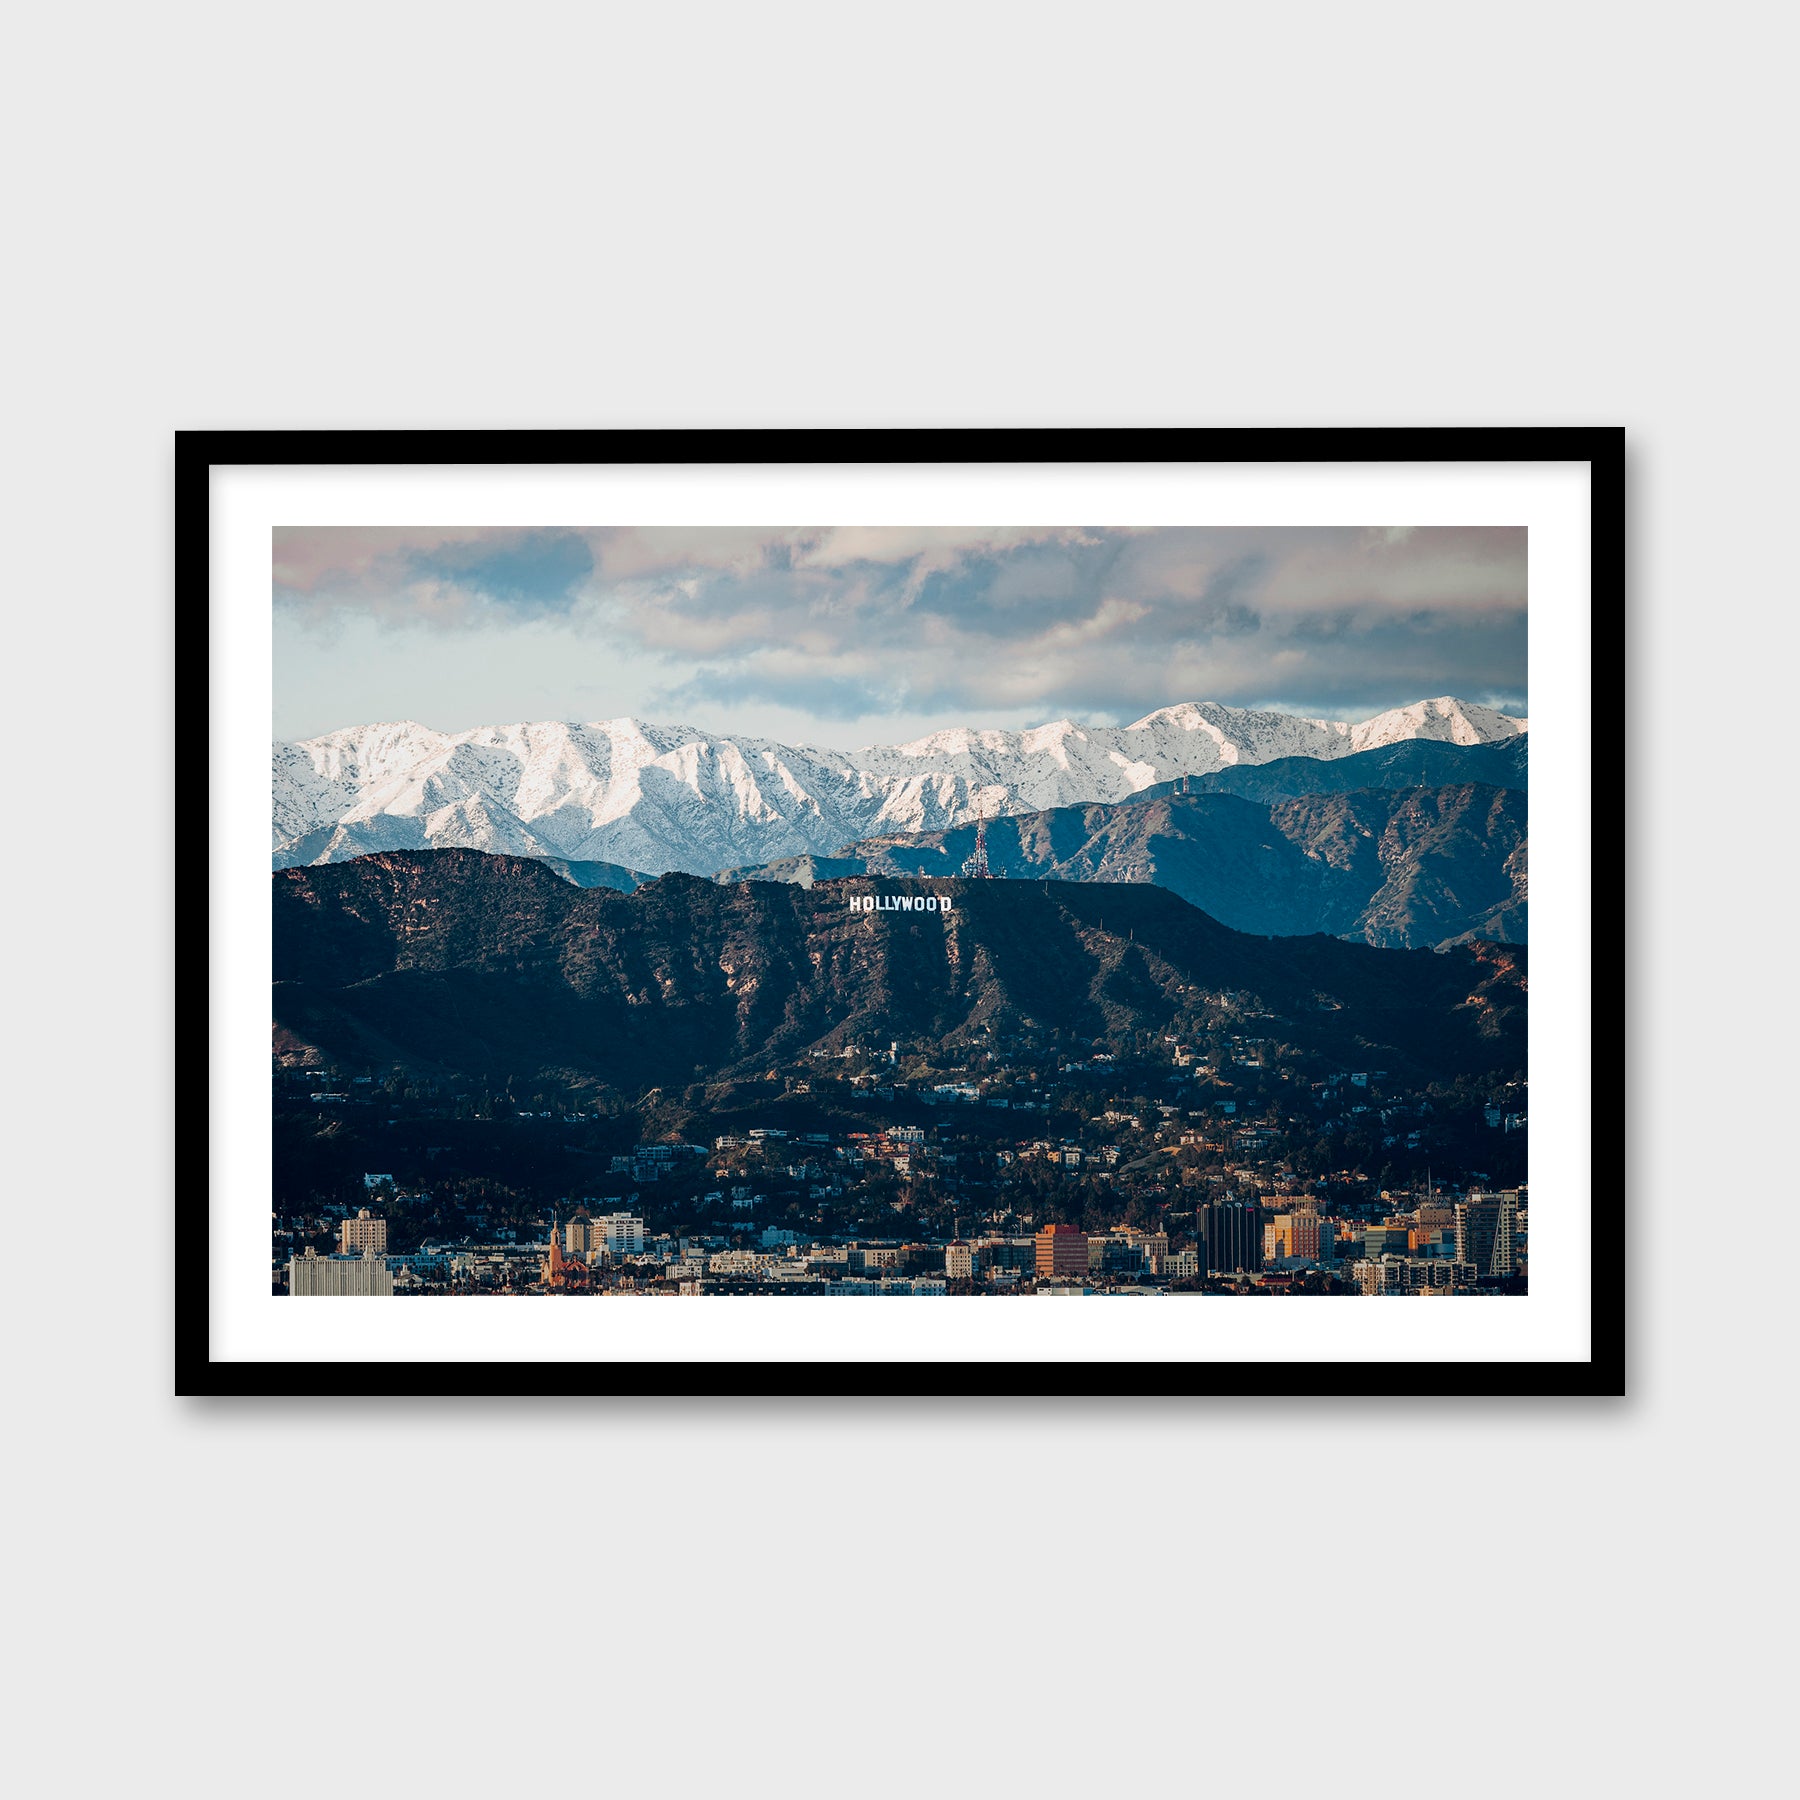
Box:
273, 850, 1526, 1093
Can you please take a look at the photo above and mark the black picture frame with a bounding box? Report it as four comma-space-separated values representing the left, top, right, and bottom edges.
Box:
179, 426, 1623, 1399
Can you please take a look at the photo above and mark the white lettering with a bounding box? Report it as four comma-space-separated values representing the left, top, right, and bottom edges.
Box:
847, 891, 956, 914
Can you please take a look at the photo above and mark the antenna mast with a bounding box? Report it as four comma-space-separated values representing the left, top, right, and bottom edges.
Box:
964, 796, 993, 879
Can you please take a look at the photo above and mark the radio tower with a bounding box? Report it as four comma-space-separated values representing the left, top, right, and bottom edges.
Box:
964, 798, 992, 878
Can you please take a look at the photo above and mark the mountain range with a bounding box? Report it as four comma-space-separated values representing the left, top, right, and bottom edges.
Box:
272, 696, 1526, 878
720, 779, 1527, 950
1126, 734, 1528, 808
272, 850, 1527, 1093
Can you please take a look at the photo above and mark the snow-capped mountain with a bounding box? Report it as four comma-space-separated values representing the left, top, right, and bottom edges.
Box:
272, 696, 1526, 877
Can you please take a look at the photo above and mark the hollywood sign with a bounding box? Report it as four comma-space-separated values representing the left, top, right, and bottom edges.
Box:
848, 894, 955, 913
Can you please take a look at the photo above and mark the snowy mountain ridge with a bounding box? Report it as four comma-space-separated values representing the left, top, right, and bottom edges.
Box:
272, 696, 1526, 877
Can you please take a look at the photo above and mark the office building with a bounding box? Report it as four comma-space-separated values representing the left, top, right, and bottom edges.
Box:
1199, 1201, 1263, 1274
1363, 1224, 1412, 1260
1264, 1211, 1328, 1264
976, 1237, 1037, 1274
596, 1212, 645, 1256
338, 1208, 387, 1255
1035, 1223, 1089, 1279
1090, 1233, 1146, 1277
289, 1247, 392, 1296
1114, 1227, 1169, 1274
1455, 1191, 1519, 1278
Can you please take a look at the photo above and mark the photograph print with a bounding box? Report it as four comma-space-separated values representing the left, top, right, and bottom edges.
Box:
270, 520, 1531, 1307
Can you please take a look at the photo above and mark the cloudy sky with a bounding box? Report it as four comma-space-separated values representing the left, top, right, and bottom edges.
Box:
273, 525, 1526, 746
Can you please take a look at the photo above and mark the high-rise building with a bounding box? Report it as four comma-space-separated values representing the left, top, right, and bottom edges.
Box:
564, 1208, 596, 1255
945, 1241, 979, 1280
289, 1247, 392, 1296
339, 1208, 387, 1255
1265, 1211, 1328, 1264
1199, 1201, 1263, 1274
1455, 1191, 1519, 1277
1035, 1223, 1089, 1279
596, 1212, 645, 1257
1495, 1190, 1519, 1273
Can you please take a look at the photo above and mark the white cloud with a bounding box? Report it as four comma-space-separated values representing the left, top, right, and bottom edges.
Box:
275, 524, 1527, 737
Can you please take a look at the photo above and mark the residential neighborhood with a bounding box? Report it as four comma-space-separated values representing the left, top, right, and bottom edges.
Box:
274, 1024, 1527, 1297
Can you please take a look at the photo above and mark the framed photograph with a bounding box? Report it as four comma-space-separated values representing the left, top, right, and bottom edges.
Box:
181, 427, 1621, 1397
